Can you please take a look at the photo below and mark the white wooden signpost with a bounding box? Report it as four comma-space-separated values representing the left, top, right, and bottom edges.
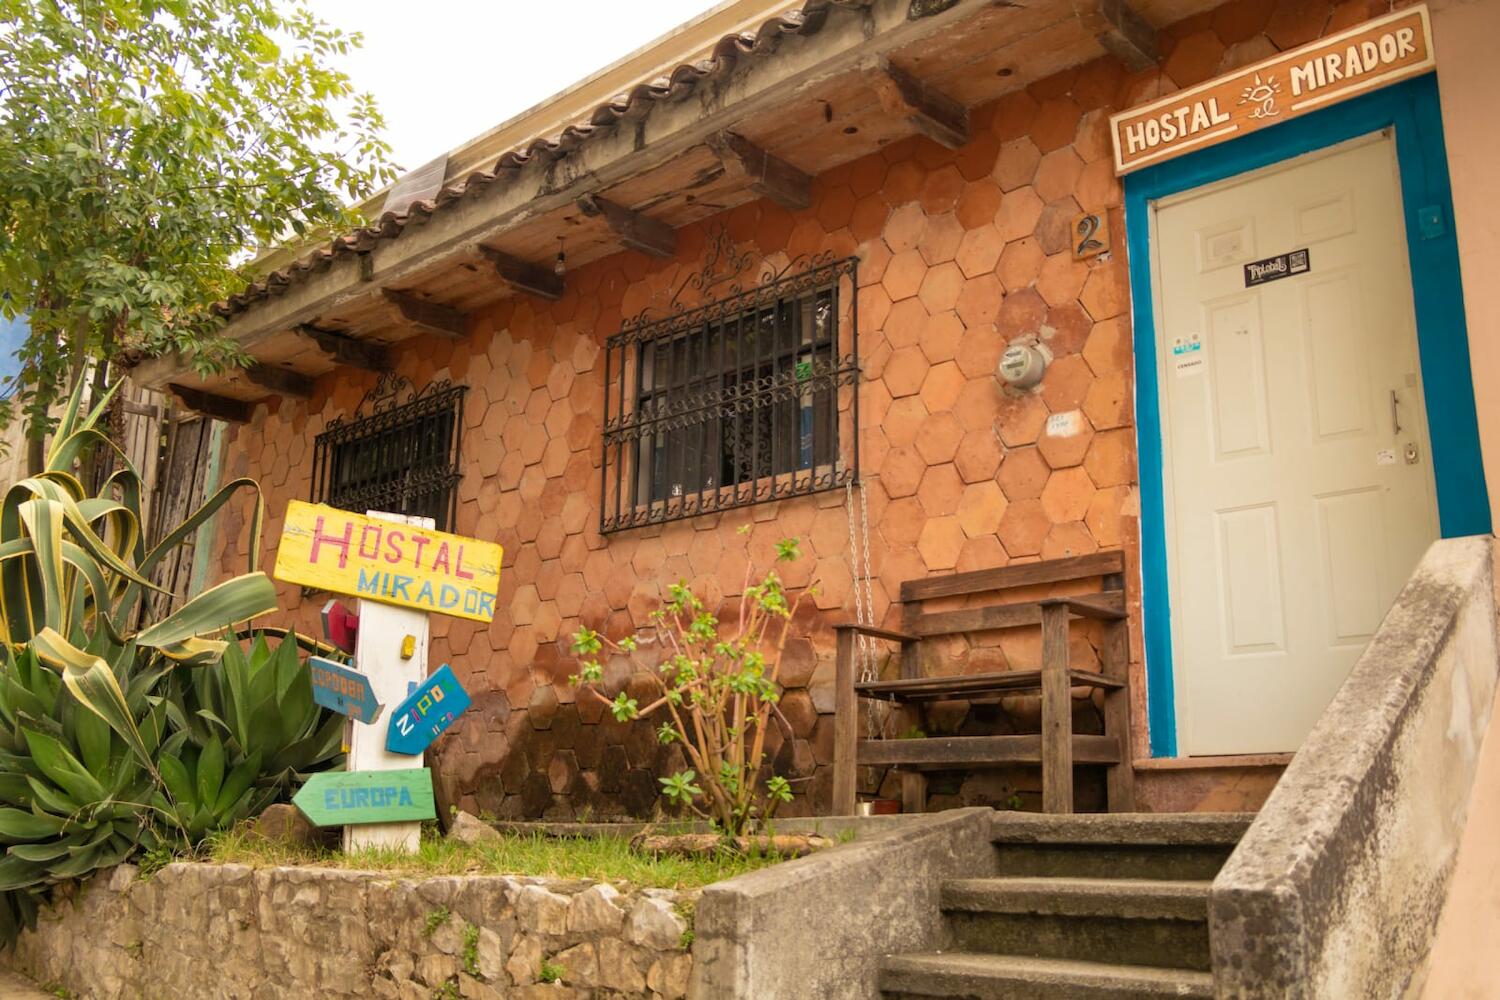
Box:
273, 503, 503, 853
346, 510, 432, 852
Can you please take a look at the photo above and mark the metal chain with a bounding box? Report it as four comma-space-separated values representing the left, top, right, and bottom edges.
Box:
844, 479, 878, 682
857, 479, 877, 678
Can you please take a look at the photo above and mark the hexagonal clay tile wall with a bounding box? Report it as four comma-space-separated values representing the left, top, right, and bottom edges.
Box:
214, 0, 1391, 819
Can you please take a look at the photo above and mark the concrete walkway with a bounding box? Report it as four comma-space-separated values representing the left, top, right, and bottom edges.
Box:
0, 969, 52, 999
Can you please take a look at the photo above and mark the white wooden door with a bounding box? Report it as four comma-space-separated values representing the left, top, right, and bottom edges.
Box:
1154, 133, 1438, 756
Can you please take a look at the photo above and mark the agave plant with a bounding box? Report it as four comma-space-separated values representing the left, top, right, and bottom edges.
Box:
166, 631, 344, 813
0, 646, 166, 926
0, 380, 280, 937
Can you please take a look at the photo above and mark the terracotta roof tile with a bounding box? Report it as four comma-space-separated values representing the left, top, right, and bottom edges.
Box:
219, 1, 866, 321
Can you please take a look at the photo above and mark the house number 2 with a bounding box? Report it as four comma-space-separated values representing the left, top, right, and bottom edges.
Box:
1072, 211, 1109, 260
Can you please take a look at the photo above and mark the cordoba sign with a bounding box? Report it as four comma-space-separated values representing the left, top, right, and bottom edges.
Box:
1110, 5, 1434, 174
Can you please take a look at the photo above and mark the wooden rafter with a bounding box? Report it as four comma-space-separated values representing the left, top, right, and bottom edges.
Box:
871, 58, 969, 150
707, 131, 811, 211
138, 0, 1040, 388
1080, 0, 1158, 70
478, 247, 563, 301
243, 363, 314, 399
167, 383, 252, 423
576, 194, 676, 258
381, 288, 468, 339
292, 325, 389, 372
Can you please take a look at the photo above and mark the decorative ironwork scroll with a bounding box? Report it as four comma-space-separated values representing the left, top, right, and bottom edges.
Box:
601, 235, 860, 534
312, 375, 467, 532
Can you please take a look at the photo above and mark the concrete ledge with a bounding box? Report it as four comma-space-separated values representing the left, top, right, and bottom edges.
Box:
942, 877, 1209, 921
1209, 536, 1499, 998
991, 812, 1253, 846
878, 953, 1216, 999
688, 807, 995, 999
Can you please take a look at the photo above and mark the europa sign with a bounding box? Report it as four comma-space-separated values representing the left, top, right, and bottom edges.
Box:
292, 768, 436, 827
1109, 5, 1433, 174
273, 501, 503, 623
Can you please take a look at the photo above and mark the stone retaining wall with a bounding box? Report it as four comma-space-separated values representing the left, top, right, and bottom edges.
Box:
9, 863, 693, 999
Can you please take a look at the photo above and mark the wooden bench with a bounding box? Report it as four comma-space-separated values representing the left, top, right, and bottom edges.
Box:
831, 551, 1135, 815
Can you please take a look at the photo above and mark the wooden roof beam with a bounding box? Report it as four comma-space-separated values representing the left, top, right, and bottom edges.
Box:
167, 383, 253, 423
872, 58, 969, 150
707, 131, 811, 211
478, 247, 564, 301
1081, 0, 1158, 71
293, 325, 389, 372
576, 194, 676, 258
133, 0, 1019, 393
381, 288, 468, 339
244, 363, 314, 399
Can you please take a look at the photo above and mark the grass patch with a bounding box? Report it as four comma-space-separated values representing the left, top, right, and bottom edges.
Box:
422, 906, 450, 938
201, 825, 783, 890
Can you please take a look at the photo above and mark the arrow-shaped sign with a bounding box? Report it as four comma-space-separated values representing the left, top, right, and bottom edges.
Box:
308, 656, 382, 724
293, 768, 435, 827
385, 663, 470, 756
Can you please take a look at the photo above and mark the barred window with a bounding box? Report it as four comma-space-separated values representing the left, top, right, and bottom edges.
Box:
600, 252, 860, 533
312, 374, 466, 531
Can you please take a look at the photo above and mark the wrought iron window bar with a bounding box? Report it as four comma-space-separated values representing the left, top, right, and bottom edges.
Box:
600, 250, 860, 533
311, 373, 467, 532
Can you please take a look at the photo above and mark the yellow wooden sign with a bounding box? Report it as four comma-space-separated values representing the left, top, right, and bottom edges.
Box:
1110, 5, 1434, 175
273, 502, 502, 623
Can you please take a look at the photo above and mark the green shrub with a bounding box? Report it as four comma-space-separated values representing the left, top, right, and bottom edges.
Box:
569, 532, 808, 836
0, 382, 326, 940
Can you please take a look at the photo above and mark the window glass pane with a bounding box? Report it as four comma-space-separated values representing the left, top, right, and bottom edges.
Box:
312, 384, 464, 532
605, 257, 856, 531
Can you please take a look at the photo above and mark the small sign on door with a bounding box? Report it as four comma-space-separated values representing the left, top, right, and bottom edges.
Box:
1244, 248, 1310, 287
1171, 333, 1205, 376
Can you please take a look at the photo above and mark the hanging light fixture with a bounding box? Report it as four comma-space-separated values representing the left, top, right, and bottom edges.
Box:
554, 237, 566, 277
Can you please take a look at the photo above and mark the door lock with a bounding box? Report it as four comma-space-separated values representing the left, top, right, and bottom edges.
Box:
1404, 442, 1420, 465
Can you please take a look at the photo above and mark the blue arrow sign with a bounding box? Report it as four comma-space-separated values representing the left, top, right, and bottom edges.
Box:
385, 663, 470, 756
308, 656, 382, 724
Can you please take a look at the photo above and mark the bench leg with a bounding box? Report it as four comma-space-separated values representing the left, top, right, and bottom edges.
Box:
1102, 619, 1136, 813
1040, 603, 1074, 814
833, 628, 858, 815
901, 771, 928, 814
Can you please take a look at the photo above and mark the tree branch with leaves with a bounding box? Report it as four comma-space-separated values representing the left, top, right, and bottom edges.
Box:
0, 0, 397, 470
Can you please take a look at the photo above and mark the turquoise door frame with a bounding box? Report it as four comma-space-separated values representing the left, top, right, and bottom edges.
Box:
1123, 73, 1490, 758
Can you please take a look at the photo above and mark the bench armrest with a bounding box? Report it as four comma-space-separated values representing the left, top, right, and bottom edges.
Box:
1038, 593, 1127, 621
832, 622, 917, 643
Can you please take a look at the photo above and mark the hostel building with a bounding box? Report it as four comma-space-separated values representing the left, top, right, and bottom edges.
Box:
137, 0, 1499, 823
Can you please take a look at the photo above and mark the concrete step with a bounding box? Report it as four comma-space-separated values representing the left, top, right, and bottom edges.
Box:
991, 812, 1254, 846
942, 877, 1212, 971
992, 839, 1235, 880
879, 952, 1215, 999
990, 812, 1251, 880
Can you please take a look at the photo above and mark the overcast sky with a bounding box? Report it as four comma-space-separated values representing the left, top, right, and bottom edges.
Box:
305, 0, 728, 174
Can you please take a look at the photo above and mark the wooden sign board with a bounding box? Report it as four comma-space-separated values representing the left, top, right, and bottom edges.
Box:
1110, 5, 1434, 175
273, 501, 503, 622
386, 663, 471, 756
293, 768, 436, 827
308, 656, 382, 724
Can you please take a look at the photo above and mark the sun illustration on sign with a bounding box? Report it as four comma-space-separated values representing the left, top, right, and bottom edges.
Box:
1239, 72, 1282, 120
